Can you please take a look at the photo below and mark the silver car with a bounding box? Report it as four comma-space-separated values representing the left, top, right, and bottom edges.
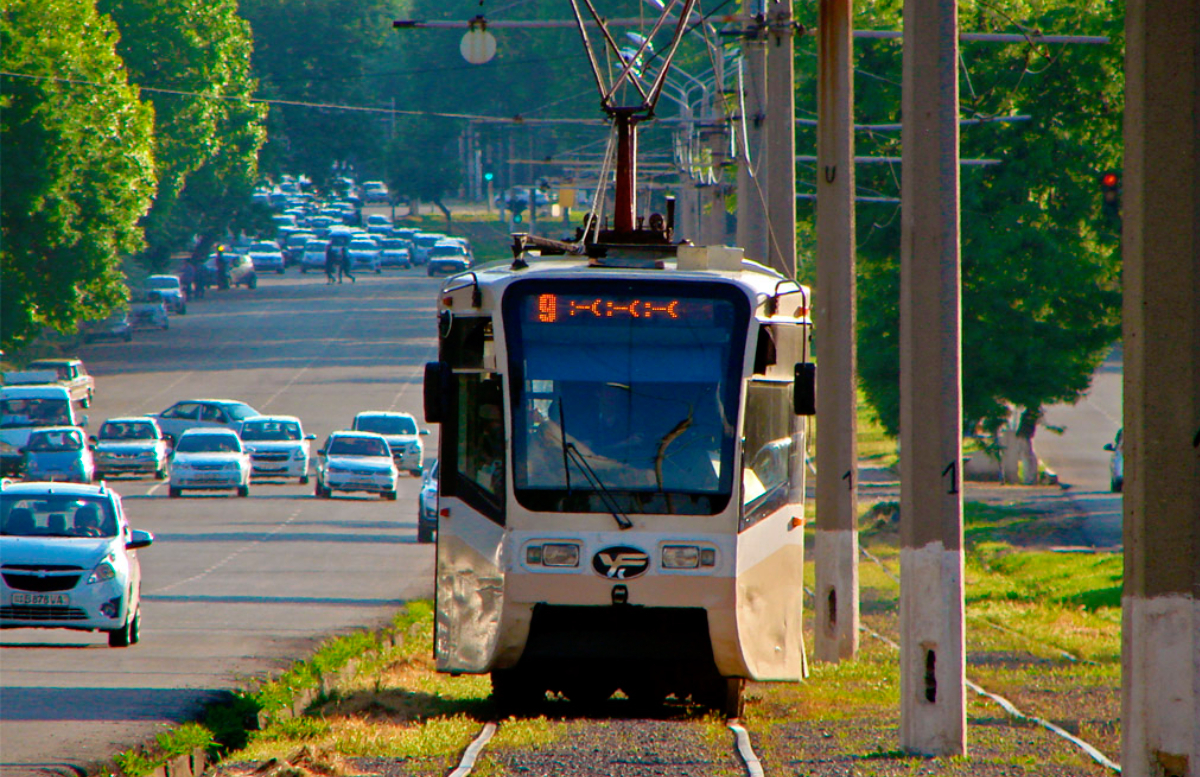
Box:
237, 415, 315, 484
1104, 428, 1123, 493
350, 411, 427, 475
91, 417, 170, 480
150, 399, 260, 440
0, 481, 153, 647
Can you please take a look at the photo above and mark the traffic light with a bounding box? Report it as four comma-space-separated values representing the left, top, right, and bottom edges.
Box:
1100, 171, 1121, 223
484, 171, 494, 182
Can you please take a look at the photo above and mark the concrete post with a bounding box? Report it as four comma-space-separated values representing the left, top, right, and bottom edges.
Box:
898, 0, 966, 756
813, 0, 859, 664
1120, 1, 1200, 775
765, 0, 796, 278
737, 22, 770, 262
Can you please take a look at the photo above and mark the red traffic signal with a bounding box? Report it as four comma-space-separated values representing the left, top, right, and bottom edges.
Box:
1101, 172, 1119, 189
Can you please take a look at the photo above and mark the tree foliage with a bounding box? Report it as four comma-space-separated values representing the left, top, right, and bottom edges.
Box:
794, 0, 1124, 438
0, 0, 156, 352
100, 0, 267, 268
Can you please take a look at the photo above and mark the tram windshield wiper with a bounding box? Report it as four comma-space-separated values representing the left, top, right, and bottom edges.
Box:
564, 443, 633, 530
556, 400, 633, 530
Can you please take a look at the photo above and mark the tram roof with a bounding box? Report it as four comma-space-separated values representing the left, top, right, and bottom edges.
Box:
443, 248, 810, 312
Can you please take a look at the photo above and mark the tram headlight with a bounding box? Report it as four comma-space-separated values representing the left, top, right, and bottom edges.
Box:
662, 545, 718, 569
525, 542, 580, 567
541, 543, 580, 567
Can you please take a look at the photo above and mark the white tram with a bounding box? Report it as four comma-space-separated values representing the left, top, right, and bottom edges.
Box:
421, 0, 814, 716
423, 236, 815, 714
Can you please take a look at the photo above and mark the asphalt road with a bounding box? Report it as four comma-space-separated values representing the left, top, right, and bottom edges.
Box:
1038, 345, 1124, 548
1, 268, 443, 776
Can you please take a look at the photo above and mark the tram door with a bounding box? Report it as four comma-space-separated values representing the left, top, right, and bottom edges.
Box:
432, 315, 510, 673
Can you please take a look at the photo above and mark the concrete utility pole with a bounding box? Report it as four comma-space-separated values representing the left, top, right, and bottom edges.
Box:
1120, 1, 1200, 774
898, 0, 966, 757
736, 0, 769, 261
813, 0, 859, 664
764, 0, 796, 278
701, 124, 730, 245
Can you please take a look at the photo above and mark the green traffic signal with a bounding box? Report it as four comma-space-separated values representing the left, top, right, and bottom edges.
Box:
484, 172, 494, 181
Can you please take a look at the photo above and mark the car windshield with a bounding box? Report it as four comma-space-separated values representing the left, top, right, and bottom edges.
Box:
241, 421, 301, 441
146, 277, 178, 289
250, 243, 278, 252
99, 422, 156, 440
176, 434, 240, 453
27, 361, 70, 375
328, 436, 388, 457
0, 398, 71, 428
416, 235, 442, 246
349, 241, 376, 250
431, 246, 466, 257
288, 234, 315, 247
381, 240, 406, 249
305, 241, 327, 251
222, 403, 259, 421
27, 429, 83, 451
1, 495, 118, 538
355, 415, 417, 435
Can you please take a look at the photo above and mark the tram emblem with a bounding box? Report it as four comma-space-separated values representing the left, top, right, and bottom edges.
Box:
593, 546, 650, 579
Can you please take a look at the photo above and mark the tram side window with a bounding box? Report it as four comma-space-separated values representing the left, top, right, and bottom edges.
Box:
454, 373, 506, 520
742, 380, 795, 530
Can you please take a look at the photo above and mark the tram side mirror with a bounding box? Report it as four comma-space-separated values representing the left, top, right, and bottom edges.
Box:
424, 361, 452, 424
794, 362, 816, 416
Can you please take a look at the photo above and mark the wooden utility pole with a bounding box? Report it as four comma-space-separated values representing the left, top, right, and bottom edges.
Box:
898, 0, 966, 756
1120, 1, 1200, 774
813, 0, 859, 663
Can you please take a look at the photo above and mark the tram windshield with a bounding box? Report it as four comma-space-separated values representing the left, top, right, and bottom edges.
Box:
504, 280, 749, 515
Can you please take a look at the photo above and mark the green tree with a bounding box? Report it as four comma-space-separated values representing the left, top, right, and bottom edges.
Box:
0, 0, 156, 352
100, 0, 267, 268
795, 0, 1123, 471
385, 117, 463, 225
238, 0, 407, 185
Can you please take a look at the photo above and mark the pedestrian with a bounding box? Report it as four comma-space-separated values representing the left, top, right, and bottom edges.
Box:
215, 247, 230, 290
339, 244, 355, 284
179, 262, 195, 300
324, 242, 338, 284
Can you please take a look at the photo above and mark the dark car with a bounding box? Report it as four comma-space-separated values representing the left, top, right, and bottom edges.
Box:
81, 311, 133, 343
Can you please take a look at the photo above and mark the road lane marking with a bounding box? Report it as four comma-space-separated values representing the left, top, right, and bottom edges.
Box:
147, 506, 303, 595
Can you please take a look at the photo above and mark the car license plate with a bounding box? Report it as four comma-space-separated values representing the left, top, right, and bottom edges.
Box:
12, 593, 69, 606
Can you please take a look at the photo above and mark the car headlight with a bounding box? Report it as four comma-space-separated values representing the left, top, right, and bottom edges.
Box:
292, 449, 306, 460
87, 560, 117, 584
328, 464, 348, 473
173, 460, 191, 471
223, 461, 240, 471
0, 440, 14, 454
526, 543, 580, 567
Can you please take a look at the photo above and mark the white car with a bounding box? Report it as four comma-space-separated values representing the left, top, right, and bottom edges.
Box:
91, 417, 171, 480
350, 411, 427, 475
378, 238, 412, 268
247, 241, 286, 274
1104, 428, 1123, 492
237, 415, 315, 484
346, 239, 382, 274
365, 214, 392, 235
301, 240, 330, 273
315, 431, 398, 500
0, 481, 153, 647
168, 429, 251, 498
417, 459, 438, 544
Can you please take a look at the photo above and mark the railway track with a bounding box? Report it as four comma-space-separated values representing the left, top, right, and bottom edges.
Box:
441, 707, 764, 777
